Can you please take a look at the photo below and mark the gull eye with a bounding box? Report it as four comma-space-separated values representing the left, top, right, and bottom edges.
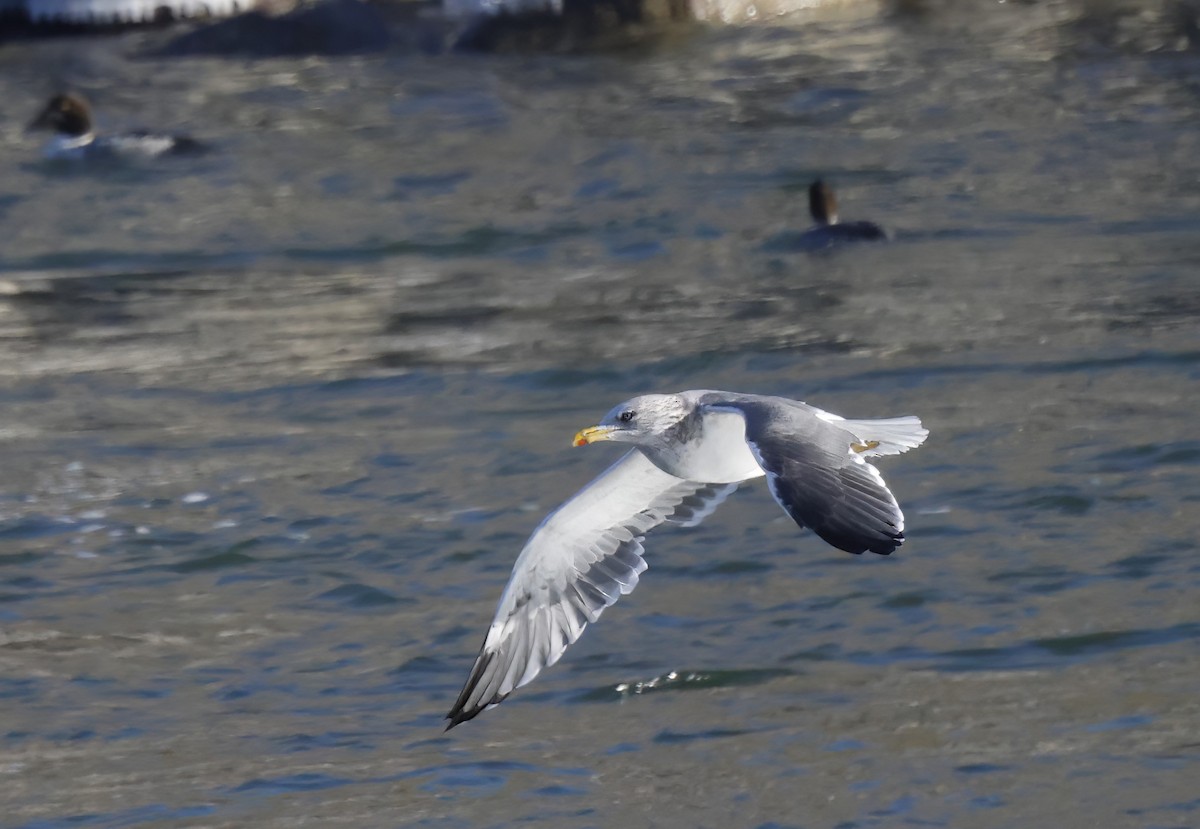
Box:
618, 410, 636, 423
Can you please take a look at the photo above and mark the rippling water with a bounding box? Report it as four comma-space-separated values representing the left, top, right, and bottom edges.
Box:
2, 2, 1200, 827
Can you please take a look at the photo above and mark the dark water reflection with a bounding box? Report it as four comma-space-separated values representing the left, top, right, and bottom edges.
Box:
3, 2, 1200, 827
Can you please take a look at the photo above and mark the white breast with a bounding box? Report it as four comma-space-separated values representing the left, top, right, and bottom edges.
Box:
645, 409, 765, 484
43, 133, 94, 160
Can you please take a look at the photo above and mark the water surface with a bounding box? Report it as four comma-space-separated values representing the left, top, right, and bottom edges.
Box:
2, 3, 1199, 827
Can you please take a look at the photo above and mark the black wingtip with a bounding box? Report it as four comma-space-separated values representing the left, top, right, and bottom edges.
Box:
445, 647, 507, 730
822, 525, 903, 556
445, 695, 484, 732
444, 703, 477, 731
876, 530, 903, 556
445, 692, 506, 731
444, 692, 489, 730
863, 529, 903, 556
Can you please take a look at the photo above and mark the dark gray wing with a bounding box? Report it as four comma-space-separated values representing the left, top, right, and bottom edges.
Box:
446, 449, 738, 729
710, 399, 905, 556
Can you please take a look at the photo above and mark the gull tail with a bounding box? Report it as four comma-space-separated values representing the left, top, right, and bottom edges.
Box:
842, 416, 928, 458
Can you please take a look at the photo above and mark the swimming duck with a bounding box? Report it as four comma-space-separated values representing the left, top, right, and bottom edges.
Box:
800, 179, 887, 246
28, 93, 204, 160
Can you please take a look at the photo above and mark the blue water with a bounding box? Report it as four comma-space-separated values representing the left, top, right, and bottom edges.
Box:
2, 2, 1200, 827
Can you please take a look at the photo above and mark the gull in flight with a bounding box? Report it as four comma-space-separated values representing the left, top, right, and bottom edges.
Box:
447, 389, 927, 728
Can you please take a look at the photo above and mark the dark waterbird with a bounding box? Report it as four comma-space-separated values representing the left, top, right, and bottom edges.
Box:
28, 92, 205, 160
799, 179, 888, 246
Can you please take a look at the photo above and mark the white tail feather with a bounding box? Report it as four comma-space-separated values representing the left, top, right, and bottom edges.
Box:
841, 416, 928, 457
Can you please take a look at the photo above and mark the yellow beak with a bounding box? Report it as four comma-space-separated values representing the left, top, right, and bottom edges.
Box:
572, 425, 616, 447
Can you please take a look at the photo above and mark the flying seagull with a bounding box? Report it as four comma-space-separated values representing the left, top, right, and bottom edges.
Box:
447, 389, 927, 728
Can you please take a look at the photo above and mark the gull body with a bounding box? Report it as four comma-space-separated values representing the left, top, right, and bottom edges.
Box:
447, 389, 927, 729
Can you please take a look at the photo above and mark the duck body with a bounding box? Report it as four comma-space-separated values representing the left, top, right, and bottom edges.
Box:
795, 179, 887, 247
798, 219, 887, 247
40, 131, 204, 161
29, 93, 205, 161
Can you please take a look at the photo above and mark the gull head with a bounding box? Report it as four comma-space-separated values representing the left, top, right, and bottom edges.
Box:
573, 394, 690, 449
